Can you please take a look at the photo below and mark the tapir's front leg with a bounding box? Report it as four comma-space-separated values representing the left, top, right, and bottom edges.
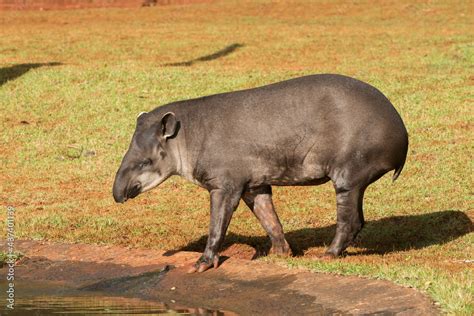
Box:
188, 186, 242, 273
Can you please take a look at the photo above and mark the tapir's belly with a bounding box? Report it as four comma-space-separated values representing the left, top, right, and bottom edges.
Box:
248, 153, 331, 187
267, 176, 331, 186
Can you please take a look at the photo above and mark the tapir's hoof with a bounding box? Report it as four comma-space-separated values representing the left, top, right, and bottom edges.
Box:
269, 243, 292, 257
187, 256, 219, 273
186, 263, 211, 273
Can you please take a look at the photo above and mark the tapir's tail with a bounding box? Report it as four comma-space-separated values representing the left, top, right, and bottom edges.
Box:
393, 134, 409, 182
392, 149, 407, 182
392, 160, 405, 182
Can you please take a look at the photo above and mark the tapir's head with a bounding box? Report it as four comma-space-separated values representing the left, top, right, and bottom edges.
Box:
112, 111, 179, 203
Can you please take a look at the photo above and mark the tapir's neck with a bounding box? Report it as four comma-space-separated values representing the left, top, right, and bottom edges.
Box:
173, 124, 195, 184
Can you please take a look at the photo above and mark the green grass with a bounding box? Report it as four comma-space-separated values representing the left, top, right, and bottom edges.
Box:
0, 1, 472, 314
0, 251, 24, 267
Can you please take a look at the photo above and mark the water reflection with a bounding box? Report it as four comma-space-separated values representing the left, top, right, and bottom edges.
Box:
0, 281, 230, 315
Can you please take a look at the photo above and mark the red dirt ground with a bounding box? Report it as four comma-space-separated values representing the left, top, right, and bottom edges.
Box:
1, 239, 439, 315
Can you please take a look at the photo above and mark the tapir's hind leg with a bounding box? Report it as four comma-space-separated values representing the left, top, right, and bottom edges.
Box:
326, 163, 394, 257
325, 185, 366, 257
242, 186, 292, 257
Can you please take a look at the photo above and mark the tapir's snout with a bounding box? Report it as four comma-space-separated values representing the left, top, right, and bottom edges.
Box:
113, 167, 143, 203
113, 169, 129, 203
112, 177, 127, 203
113, 192, 126, 203
114, 185, 141, 203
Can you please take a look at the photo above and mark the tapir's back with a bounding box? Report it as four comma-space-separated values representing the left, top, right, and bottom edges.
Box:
159, 74, 408, 185
177, 74, 405, 151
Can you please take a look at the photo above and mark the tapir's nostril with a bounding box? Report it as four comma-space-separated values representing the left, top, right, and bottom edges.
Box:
127, 183, 142, 199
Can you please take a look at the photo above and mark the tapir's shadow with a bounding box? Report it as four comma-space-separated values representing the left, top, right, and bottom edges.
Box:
0, 62, 61, 86
170, 210, 472, 257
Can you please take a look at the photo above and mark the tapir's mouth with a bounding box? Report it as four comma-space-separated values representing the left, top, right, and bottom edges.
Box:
126, 183, 141, 200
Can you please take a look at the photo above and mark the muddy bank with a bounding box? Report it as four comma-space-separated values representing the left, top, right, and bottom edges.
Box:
1, 240, 438, 315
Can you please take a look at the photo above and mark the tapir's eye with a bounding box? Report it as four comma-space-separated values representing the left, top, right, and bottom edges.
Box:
138, 159, 152, 169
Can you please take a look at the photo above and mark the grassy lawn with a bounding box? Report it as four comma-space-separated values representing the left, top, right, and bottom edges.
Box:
0, 0, 472, 314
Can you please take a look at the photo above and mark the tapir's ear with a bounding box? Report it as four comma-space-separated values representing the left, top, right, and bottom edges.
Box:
160, 112, 178, 140
136, 111, 148, 125
137, 111, 148, 118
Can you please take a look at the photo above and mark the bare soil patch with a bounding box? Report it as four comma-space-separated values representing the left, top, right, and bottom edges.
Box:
2, 240, 439, 315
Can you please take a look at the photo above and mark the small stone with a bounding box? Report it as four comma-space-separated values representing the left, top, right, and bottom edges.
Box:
170, 299, 176, 303
170, 286, 176, 291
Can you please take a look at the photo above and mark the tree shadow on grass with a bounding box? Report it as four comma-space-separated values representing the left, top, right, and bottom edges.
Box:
0, 62, 62, 86
163, 43, 244, 67
170, 210, 472, 257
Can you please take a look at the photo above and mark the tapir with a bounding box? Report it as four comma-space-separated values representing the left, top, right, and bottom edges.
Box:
112, 74, 408, 273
